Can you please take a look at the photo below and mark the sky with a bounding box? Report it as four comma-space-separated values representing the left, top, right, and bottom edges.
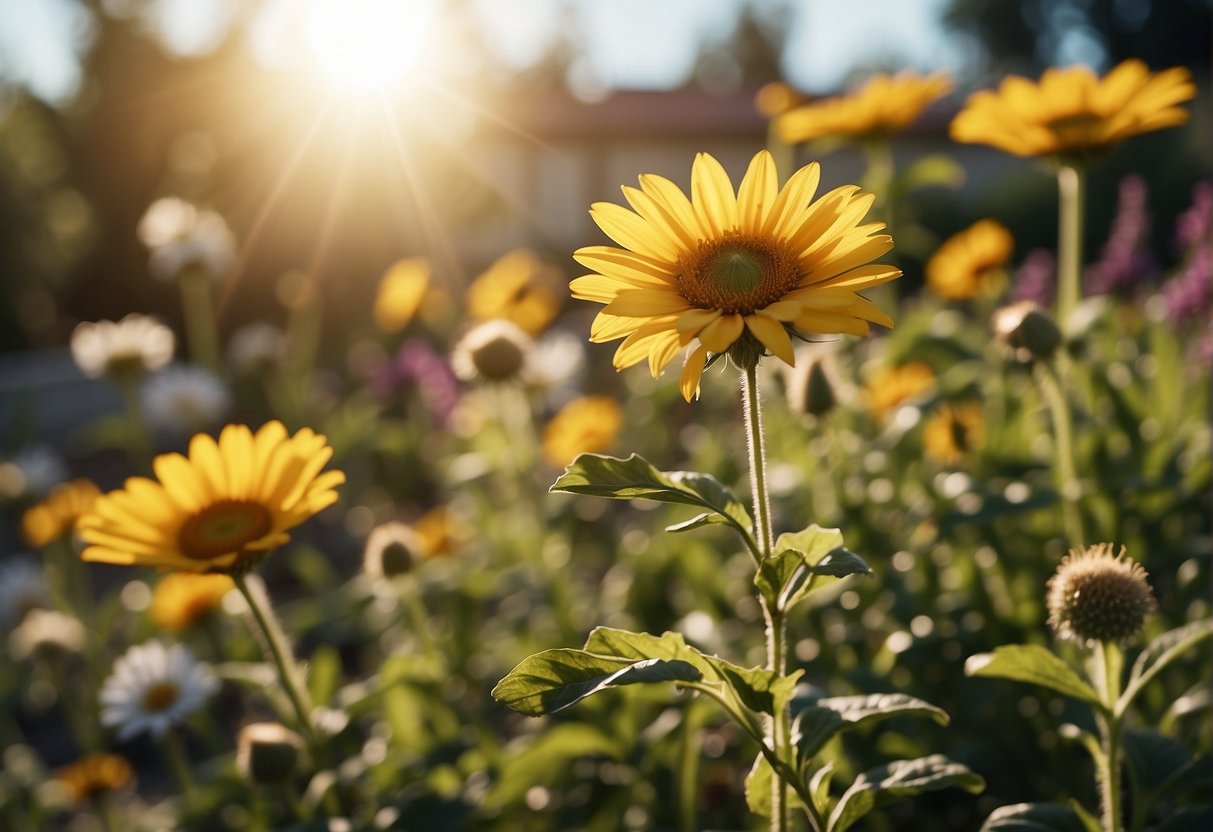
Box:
0, 0, 966, 107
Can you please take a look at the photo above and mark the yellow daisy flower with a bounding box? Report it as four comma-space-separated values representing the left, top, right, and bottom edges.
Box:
777, 71, 953, 144
950, 60, 1195, 159
21, 478, 101, 547
572, 150, 901, 401
413, 506, 461, 558
926, 219, 1014, 300
78, 421, 344, 573
865, 361, 935, 420
373, 258, 430, 333
467, 248, 562, 336
56, 753, 135, 805
923, 402, 984, 465
149, 572, 235, 630
541, 396, 623, 468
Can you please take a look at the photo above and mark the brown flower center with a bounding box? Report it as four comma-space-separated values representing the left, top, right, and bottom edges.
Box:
1046, 113, 1103, 148
179, 501, 272, 561
142, 681, 180, 712
676, 233, 801, 315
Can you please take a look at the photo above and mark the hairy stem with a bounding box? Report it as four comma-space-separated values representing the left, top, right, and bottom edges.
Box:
1095, 641, 1124, 832
1035, 361, 1085, 546
1056, 164, 1086, 327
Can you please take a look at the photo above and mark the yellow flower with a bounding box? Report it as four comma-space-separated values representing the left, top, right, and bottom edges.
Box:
79, 421, 344, 573
950, 60, 1195, 159
754, 81, 804, 119
373, 258, 430, 332
149, 572, 235, 630
56, 753, 135, 804
923, 402, 984, 465
542, 396, 623, 468
572, 150, 900, 402
777, 71, 952, 144
467, 248, 562, 336
21, 478, 101, 547
926, 220, 1014, 300
865, 361, 935, 419
413, 506, 460, 558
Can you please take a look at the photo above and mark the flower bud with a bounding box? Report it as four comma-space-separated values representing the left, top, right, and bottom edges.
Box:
452, 320, 532, 383
992, 301, 1061, 361
1046, 543, 1156, 646
800, 360, 836, 417
363, 522, 421, 580
237, 723, 303, 784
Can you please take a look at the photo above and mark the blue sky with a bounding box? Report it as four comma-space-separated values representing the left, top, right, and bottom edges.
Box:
0, 0, 966, 106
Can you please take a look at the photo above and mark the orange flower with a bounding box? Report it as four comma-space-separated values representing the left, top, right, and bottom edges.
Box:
865, 362, 935, 419
926, 220, 1014, 300
22, 478, 100, 547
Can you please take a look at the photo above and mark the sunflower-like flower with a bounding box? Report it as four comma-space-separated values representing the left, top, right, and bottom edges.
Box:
78, 421, 344, 573
373, 257, 431, 333
541, 395, 623, 467
950, 60, 1195, 160
149, 572, 235, 631
467, 248, 562, 336
21, 478, 101, 548
572, 151, 900, 401
923, 402, 984, 465
56, 753, 135, 805
865, 361, 935, 419
926, 220, 1014, 300
1047, 543, 1156, 646
777, 71, 952, 144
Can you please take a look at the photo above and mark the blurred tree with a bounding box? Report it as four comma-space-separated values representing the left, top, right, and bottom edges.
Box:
944, 0, 1212, 78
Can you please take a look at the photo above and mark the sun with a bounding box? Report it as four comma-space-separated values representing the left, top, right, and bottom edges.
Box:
306, 0, 436, 94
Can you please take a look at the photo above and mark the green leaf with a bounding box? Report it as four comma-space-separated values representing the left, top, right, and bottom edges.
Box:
979, 802, 1088, 832
484, 724, 624, 809
809, 763, 835, 817
665, 512, 729, 533
818, 693, 949, 730
1156, 807, 1213, 832
793, 707, 847, 760
745, 753, 775, 817
307, 646, 342, 708
551, 454, 752, 537
965, 645, 1101, 706
1123, 729, 1209, 806
583, 627, 799, 718
491, 648, 701, 716
757, 526, 870, 612
828, 755, 985, 832
1121, 619, 1213, 713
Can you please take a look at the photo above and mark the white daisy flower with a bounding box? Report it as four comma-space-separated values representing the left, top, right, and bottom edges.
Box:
138, 197, 236, 282
0, 445, 67, 500
99, 642, 218, 741
226, 322, 286, 375
70, 314, 175, 380
451, 319, 533, 383
140, 365, 231, 433
0, 558, 49, 627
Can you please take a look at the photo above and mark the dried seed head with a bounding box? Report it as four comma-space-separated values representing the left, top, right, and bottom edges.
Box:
992, 301, 1061, 361
1046, 543, 1156, 646
237, 723, 304, 784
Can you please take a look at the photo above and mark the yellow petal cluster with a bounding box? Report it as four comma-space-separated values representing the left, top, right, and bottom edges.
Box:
541, 396, 623, 468
950, 60, 1195, 158
373, 258, 430, 333
150, 572, 235, 630
865, 361, 935, 419
79, 421, 344, 572
21, 478, 101, 548
923, 402, 984, 465
926, 220, 1014, 300
572, 150, 900, 401
777, 71, 952, 144
56, 753, 135, 804
467, 248, 562, 336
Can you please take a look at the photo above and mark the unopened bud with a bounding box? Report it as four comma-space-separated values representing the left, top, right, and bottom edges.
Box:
237, 723, 303, 784
1046, 543, 1156, 646
992, 301, 1061, 361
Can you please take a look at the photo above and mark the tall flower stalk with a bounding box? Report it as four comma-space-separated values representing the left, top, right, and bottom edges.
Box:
1056, 164, 1087, 326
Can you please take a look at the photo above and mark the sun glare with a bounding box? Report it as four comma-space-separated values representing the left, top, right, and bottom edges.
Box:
306, 0, 435, 94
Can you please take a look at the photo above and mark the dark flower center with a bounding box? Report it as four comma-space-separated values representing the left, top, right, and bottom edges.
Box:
676, 234, 801, 315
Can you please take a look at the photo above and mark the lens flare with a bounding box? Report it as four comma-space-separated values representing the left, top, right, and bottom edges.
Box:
306, 0, 435, 94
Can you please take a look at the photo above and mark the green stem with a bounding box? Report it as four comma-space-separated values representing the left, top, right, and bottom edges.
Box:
398, 576, 440, 665
741, 362, 791, 832
862, 138, 896, 234
678, 699, 703, 832
1056, 164, 1086, 327
1034, 361, 1085, 546
232, 573, 315, 741
180, 264, 222, 372
162, 729, 196, 802
1094, 642, 1124, 832
119, 374, 152, 472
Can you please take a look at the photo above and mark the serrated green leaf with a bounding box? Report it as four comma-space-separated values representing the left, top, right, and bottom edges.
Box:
1122, 619, 1213, 714
551, 454, 753, 537
829, 755, 985, 832
965, 645, 1101, 706
746, 753, 774, 817
809, 763, 835, 817
491, 648, 701, 716
979, 802, 1088, 832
